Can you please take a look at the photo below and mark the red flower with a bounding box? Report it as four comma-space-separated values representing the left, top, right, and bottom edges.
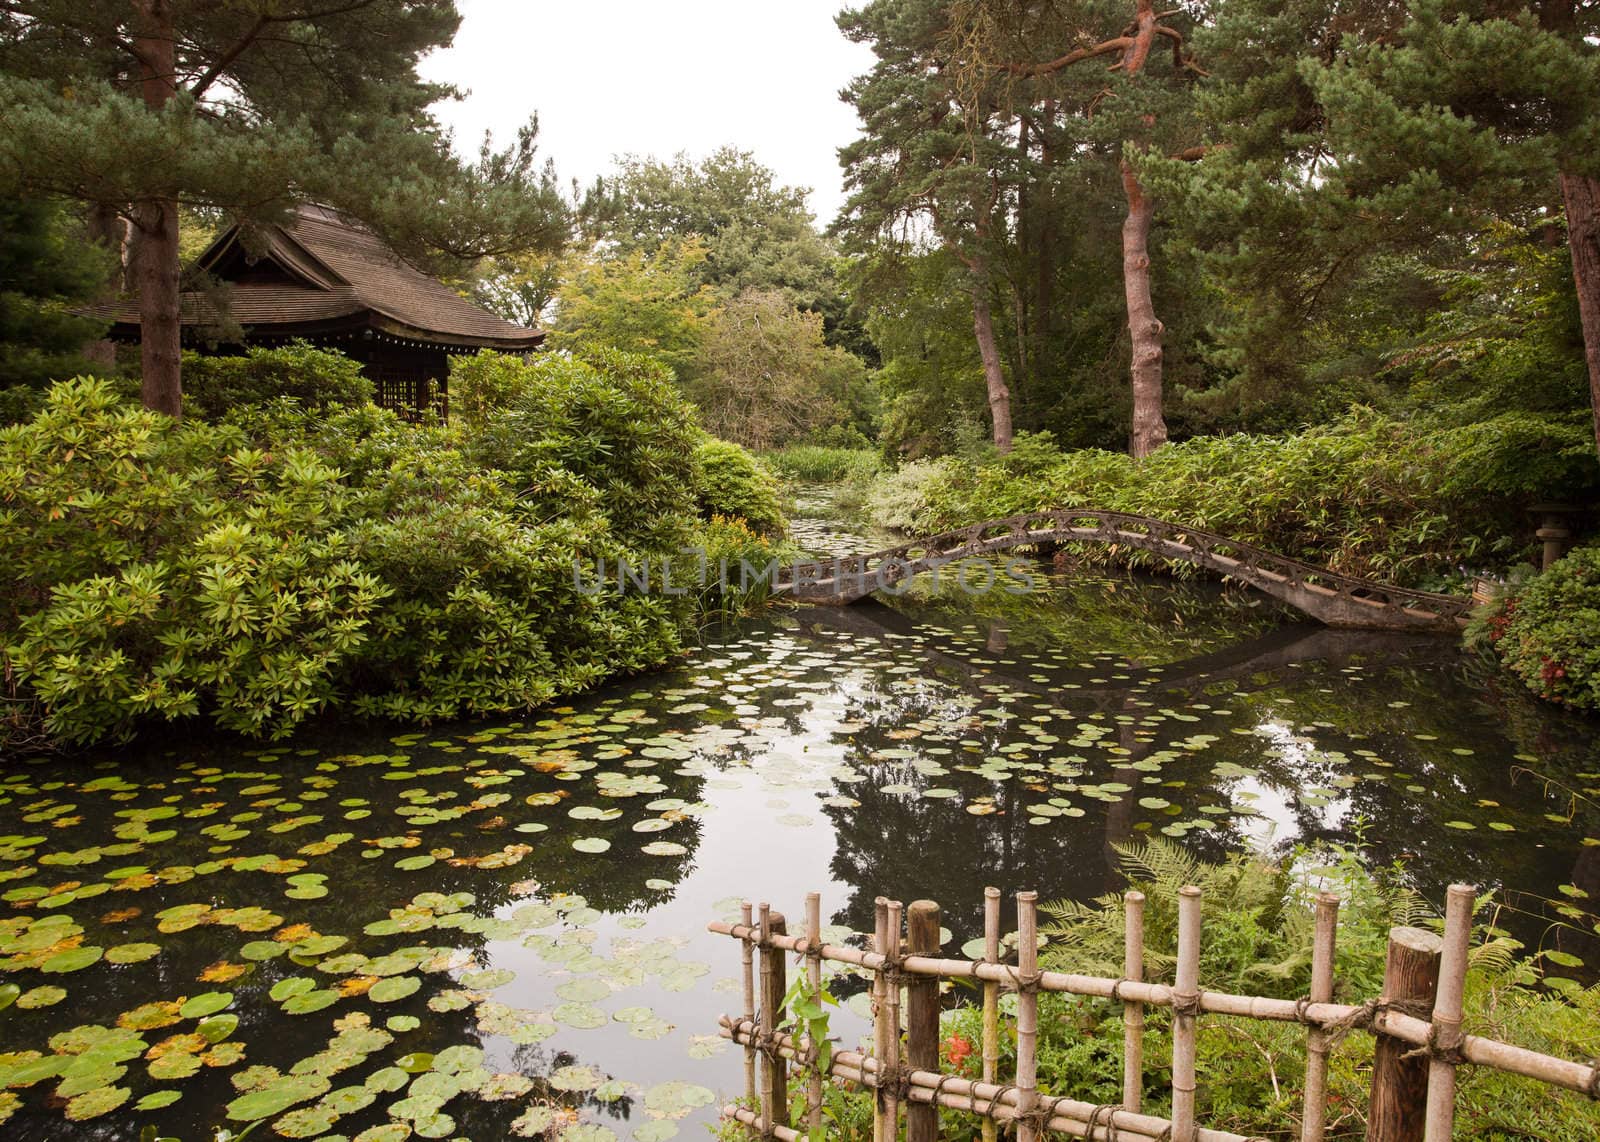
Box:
943, 1033, 974, 1071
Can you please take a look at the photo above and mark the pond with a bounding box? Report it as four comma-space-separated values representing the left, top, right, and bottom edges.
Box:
2, 497, 1598, 1141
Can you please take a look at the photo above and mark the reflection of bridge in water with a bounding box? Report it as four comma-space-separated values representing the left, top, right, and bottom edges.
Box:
790, 600, 1452, 709
776, 510, 1472, 633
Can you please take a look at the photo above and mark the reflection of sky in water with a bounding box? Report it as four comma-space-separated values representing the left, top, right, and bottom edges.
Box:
3, 530, 1599, 1141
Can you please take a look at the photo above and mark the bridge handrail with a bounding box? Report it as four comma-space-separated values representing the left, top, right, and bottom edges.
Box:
777, 508, 1472, 618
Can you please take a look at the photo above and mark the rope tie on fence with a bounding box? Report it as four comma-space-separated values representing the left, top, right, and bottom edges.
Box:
873, 1057, 912, 1100
1403, 1015, 1466, 1067
1003, 964, 1043, 992
1171, 987, 1205, 1018
980, 1082, 1016, 1123
1109, 976, 1134, 1003
1318, 995, 1435, 1049
1084, 1100, 1134, 1141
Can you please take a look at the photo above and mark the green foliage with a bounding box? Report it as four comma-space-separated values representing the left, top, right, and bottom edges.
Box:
0, 197, 112, 405
1481, 545, 1600, 711
445, 348, 543, 432
869, 416, 1600, 586
688, 515, 794, 616
580, 147, 852, 339
466, 348, 701, 553
687, 290, 870, 450
760, 446, 881, 486
0, 362, 710, 750
694, 439, 785, 536
548, 239, 717, 379
179, 343, 373, 421
862, 458, 947, 533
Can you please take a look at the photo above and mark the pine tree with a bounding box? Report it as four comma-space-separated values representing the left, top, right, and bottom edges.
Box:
0, 2, 568, 417
836, 0, 1025, 453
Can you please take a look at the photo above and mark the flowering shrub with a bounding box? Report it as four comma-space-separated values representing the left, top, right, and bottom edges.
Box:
1480, 545, 1600, 710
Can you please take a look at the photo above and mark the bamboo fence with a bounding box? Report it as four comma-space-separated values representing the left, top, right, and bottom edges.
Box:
708, 883, 1600, 1142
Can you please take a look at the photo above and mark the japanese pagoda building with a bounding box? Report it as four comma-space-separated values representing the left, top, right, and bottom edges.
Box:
107, 204, 544, 417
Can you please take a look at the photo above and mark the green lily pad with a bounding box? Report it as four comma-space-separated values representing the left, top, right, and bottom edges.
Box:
65, 1085, 130, 1121
370, 976, 421, 1004
180, 991, 233, 1019
226, 1073, 332, 1121
42, 946, 103, 974
282, 989, 340, 1015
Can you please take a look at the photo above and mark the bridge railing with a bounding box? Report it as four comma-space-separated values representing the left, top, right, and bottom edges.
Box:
709, 883, 1598, 1142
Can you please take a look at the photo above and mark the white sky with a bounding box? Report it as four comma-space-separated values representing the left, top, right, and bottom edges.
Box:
420, 0, 876, 228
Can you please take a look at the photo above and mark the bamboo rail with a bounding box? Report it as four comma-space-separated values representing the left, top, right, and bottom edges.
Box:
711, 883, 1600, 1142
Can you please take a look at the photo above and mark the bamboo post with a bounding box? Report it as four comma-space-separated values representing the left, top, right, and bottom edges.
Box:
1015, 890, 1041, 1142
759, 904, 790, 1136
1423, 886, 1475, 1142
981, 886, 1001, 1142
806, 891, 824, 1141
906, 900, 941, 1142
1123, 890, 1146, 1114
1366, 926, 1442, 1142
743, 901, 759, 1138
872, 897, 891, 1142
1171, 886, 1202, 1142
1300, 893, 1341, 1142
885, 899, 904, 1141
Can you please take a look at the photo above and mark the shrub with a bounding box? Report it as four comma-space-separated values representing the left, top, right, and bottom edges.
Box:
467, 348, 701, 553
1, 366, 706, 750
1480, 544, 1600, 711
695, 438, 786, 536
863, 458, 949, 533
689, 515, 795, 614
446, 348, 541, 431
180, 342, 374, 420
0, 381, 388, 742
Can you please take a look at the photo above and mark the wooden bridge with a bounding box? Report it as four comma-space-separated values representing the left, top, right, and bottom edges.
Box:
773, 509, 1472, 633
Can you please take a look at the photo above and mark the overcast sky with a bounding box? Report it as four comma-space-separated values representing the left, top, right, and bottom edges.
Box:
420, 0, 876, 228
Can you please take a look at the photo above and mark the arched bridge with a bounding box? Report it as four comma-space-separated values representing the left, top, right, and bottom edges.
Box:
773, 509, 1473, 633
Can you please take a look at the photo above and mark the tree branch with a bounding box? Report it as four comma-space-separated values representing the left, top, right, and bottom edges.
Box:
1005, 37, 1132, 77
187, 0, 383, 99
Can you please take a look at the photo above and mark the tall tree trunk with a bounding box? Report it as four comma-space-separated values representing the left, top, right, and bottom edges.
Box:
1561, 171, 1600, 458
132, 0, 182, 417
970, 269, 1014, 454
1119, 0, 1169, 459
1121, 161, 1168, 458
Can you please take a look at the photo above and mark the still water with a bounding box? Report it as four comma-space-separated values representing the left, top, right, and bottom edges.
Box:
1, 504, 1597, 1141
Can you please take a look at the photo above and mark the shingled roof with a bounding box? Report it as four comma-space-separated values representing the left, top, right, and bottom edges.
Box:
108, 204, 545, 350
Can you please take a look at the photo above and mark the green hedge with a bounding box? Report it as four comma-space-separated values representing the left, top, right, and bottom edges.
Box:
179, 342, 374, 420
